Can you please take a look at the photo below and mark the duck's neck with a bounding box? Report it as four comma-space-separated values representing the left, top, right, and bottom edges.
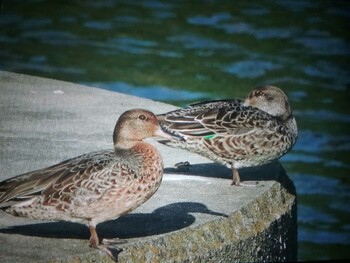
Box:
113, 135, 140, 150
276, 111, 293, 122
113, 122, 139, 149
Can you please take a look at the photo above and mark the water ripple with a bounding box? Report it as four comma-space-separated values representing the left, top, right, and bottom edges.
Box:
223, 60, 282, 78
242, 7, 270, 16
294, 110, 350, 123
302, 61, 350, 88
291, 173, 350, 196
20, 30, 79, 46
299, 229, 350, 244
84, 21, 113, 30
294, 37, 350, 55
83, 81, 209, 102
167, 34, 237, 50
298, 205, 338, 224
187, 12, 232, 26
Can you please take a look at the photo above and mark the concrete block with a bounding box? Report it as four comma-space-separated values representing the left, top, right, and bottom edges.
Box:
0, 71, 297, 262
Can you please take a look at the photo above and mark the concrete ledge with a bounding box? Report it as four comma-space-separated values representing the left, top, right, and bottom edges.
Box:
0, 71, 297, 262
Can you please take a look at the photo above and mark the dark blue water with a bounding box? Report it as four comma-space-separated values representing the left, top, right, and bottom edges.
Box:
1, 0, 349, 260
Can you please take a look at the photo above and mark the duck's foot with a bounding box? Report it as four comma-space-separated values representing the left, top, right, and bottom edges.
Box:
102, 237, 127, 246
98, 244, 123, 262
88, 224, 124, 262
175, 161, 191, 172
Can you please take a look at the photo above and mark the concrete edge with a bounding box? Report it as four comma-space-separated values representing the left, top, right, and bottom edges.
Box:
54, 165, 297, 263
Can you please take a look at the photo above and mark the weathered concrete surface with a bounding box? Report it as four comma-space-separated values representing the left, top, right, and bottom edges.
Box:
0, 71, 297, 262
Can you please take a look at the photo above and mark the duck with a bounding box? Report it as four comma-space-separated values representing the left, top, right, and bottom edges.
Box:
0, 109, 173, 260
157, 85, 298, 186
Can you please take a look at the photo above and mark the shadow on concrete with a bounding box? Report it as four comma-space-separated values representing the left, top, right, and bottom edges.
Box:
164, 160, 282, 182
0, 202, 227, 241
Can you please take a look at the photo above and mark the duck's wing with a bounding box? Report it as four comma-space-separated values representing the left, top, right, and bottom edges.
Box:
158, 99, 276, 139
40, 151, 138, 210
0, 150, 116, 207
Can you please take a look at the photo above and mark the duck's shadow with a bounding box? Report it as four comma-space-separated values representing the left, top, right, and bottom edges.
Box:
0, 202, 226, 240
164, 160, 283, 182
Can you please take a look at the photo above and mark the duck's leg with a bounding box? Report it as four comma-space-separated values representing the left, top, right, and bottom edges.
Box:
88, 224, 100, 248
231, 166, 259, 187
88, 222, 123, 262
231, 167, 241, 186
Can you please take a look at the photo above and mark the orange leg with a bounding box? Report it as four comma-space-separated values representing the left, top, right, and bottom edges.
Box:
231, 167, 241, 186
88, 222, 123, 262
88, 224, 99, 248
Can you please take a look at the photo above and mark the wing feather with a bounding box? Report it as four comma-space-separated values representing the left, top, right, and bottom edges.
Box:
0, 150, 117, 207
159, 99, 277, 139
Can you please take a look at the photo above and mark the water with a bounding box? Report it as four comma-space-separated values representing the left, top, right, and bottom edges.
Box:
1, 0, 349, 260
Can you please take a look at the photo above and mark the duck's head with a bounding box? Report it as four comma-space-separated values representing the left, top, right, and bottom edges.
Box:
113, 109, 173, 149
244, 85, 292, 121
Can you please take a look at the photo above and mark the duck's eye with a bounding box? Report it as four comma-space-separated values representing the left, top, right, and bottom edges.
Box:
263, 93, 273, 101
257, 91, 273, 101
256, 90, 265, 97
138, 114, 147, 121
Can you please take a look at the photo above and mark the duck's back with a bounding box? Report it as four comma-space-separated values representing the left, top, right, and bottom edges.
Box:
158, 99, 297, 168
0, 143, 164, 225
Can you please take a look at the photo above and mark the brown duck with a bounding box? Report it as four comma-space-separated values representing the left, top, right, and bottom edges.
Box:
157, 85, 298, 185
0, 109, 172, 259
